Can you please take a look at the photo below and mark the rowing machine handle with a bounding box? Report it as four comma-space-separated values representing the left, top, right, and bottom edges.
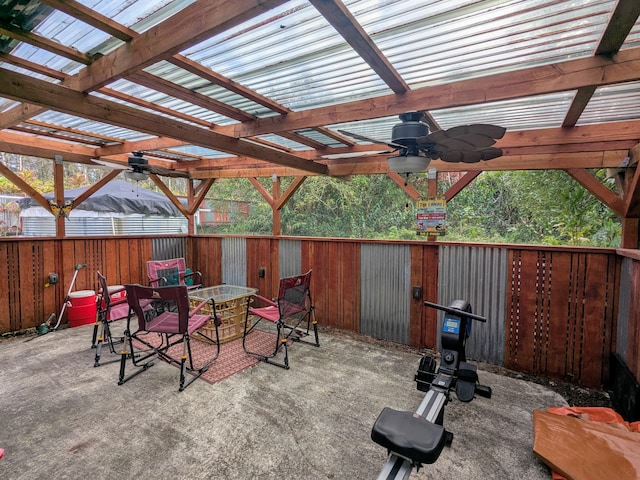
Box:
423, 300, 488, 323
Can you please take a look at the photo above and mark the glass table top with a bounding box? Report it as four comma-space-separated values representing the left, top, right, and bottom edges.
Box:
189, 285, 258, 303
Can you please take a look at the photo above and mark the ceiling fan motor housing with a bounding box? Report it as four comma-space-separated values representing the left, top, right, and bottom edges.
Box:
128, 155, 149, 168
392, 111, 428, 146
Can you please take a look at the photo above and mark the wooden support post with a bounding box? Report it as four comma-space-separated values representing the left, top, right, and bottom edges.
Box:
427, 171, 437, 242
621, 218, 639, 249
54, 155, 65, 238
272, 174, 281, 236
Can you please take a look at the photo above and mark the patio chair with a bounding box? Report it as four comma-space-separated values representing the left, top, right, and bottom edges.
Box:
146, 258, 202, 290
92, 271, 129, 367
118, 284, 221, 391
242, 270, 319, 369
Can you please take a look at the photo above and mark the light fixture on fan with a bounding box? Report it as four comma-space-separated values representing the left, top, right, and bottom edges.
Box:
125, 170, 148, 182
387, 154, 430, 173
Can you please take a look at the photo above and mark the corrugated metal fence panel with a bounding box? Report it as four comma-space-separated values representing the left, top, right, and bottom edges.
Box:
222, 237, 247, 286
151, 237, 186, 260
360, 243, 411, 344
617, 257, 632, 360
279, 239, 301, 278
438, 245, 507, 365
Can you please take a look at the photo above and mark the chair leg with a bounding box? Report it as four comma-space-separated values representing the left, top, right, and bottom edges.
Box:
91, 321, 99, 348
245, 319, 290, 370
178, 327, 221, 392
94, 320, 126, 367
94, 333, 104, 367
117, 332, 155, 386
179, 354, 187, 392
284, 309, 320, 348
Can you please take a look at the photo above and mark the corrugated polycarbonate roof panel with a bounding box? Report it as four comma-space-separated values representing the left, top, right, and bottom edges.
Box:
32, 111, 153, 141
4, 1, 194, 76
577, 82, 640, 126
142, 61, 271, 120
0, 98, 20, 113
168, 145, 232, 158
431, 92, 577, 131
102, 78, 230, 125
75, 0, 194, 32
181, 0, 392, 112
328, 90, 574, 140
348, 0, 616, 87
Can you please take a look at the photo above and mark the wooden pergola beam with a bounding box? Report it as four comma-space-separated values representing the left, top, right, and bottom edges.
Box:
309, 0, 409, 95
38, 0, 136, 42
229, 46, 640, 137
0, 69, 328, 175
0, 162, 50, 210
562, 0, 640, 127
565, 168, 626, 217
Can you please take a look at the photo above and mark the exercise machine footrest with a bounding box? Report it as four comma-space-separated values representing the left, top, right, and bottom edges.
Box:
371, 407, 446, 465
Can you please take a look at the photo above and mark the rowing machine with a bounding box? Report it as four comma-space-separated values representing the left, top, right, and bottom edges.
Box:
371, 300, 492, 479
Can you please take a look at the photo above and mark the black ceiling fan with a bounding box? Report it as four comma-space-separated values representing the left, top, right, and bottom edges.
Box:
92, 151, 190, 180
325, 111, 506, 173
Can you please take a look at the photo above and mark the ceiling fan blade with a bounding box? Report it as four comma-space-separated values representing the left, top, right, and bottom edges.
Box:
146, 165, 190, 179
321, 149, 394, 159
438, 147, 503, 163
92, 159, 129, 170
438, 150, 468, 163
337, 129, 404, 149
480, 147, 503, 160
445, 124, 506, 139
417, 129, 447, 146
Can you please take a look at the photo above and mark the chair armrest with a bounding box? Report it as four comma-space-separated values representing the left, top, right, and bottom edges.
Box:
110, 296, 129, 307
183, 270, 202, 285
148, 276, 165, 287
189, 299, 209, 316
252, 294, 277, 308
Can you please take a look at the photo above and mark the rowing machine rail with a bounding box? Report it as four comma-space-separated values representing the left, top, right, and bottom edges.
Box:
372, 300, 492, 480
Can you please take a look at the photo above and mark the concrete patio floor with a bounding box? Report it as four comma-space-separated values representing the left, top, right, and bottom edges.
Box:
0, 323, 565, 479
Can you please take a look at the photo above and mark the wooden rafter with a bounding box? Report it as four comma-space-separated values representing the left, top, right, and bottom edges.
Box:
0, 161, 50, 210
70, 0, 289, 92
275, 176, 307, 210
248, 177, 274, 206
444, 172, 482, 202
387, 172, 421, 201
127, 72, 256, 123
188, 178, 215, 214
624, 145, 640, 217
169, 55, 290, 115
38, 0, 136, 42
0, 52, 68, 80
229, 46, 640, 137
72, 170, 121, 208
565, 168, 626, 216
0, 69, 328, 175
562, 0, 640, 127
308, 0, 408, 95
97, 87, 214, 128
150, 174, 190, 217
0, 24, 93, 64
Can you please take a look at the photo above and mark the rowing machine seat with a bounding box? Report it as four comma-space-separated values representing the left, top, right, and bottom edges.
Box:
371, 407, 447, 465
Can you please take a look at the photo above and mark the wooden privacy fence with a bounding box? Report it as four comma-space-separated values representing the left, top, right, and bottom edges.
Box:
1, 235, 627, 388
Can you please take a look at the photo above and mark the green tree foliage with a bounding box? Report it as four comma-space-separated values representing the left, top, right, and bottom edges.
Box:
444, 170, 620, 246
0, 154, 623, 246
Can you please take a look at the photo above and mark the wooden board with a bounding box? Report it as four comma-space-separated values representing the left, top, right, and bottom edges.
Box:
533, 410, 640, 480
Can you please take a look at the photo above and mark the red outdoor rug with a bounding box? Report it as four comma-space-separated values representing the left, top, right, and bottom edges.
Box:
133, 330, 279, 384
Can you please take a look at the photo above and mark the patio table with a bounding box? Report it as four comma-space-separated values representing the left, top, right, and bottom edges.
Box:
189, 285, 257, 344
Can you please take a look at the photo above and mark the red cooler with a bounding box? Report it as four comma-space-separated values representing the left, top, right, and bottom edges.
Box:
67, 290, 97, 327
